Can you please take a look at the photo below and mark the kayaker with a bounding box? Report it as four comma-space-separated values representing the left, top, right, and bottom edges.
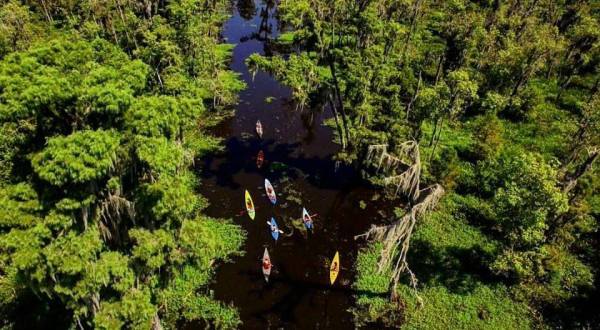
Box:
304, 214, 312, 225
262, 259, 271, 270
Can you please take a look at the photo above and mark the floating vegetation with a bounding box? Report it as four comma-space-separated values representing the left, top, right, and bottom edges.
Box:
240, 132, 254, 141
359, 200, 367, 209
289, 216, 308, 237
283, 185, 303, 206
270, 161, 289, 171
285, 194, 303, 206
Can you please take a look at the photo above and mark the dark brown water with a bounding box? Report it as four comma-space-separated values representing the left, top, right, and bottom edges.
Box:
199, 1, 393, 328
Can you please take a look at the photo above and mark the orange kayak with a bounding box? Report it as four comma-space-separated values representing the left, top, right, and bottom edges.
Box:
257, 150, 264, 168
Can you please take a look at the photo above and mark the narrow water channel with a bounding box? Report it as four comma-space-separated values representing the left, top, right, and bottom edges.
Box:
198, 1, 393, 328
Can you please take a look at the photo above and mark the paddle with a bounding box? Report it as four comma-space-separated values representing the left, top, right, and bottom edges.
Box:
236, 206, 260, 216
266, 221, 284, 233
298, 213, 319, 222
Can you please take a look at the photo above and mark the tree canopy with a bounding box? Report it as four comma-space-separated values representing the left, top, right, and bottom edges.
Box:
0, 1, 245, 329
247, 0, 600, 328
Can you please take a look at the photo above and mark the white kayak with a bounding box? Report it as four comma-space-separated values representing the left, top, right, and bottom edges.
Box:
264, 178, 277, 205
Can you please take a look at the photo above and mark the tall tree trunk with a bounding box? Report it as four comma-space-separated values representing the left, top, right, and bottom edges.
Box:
39, 0, 53, 22
556, 72, 574, 102
328, 57, 351, 147
407, 71, 422, 120
151, 313, 163, 330
328, 93, 347, 149
429, 117, 440, 147
515, 0, 540, 41
434, 54, 444, 85
402, 0, 423, 59
115, 0, 138, 50
508, 52, 541, 109
588, 77, 599, 103
563, 149, 599, 194
429, 116, 444, 161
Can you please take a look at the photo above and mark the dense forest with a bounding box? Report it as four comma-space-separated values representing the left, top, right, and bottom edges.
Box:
0, 0, 246, 328
0, 0, 599, 329
247, 0, 600, 329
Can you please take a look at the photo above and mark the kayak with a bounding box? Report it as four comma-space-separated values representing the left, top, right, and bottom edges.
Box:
330, 251, 340, 285
257, 150, 264, 168
262, 248, 271, 282
267, 217, 282, 241
264, 179, 277, 205
302, 207, 313, 230
256, 120, 263, 138
245, 190, 255, 220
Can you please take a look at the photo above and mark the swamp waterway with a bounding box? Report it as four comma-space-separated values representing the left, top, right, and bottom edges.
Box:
199, 1, 395, 328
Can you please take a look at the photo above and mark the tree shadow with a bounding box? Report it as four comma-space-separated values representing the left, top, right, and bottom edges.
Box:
236, 0, 257, 21
198, 136, 363, 192
408, 238, 499, 294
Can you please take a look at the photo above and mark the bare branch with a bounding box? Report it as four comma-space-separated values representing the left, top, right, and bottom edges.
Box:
358, 141, 444, 303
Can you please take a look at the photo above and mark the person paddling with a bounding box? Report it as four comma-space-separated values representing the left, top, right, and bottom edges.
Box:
267, 217, 283, 241
262, 258, 271, 270
303, 213, 312, 226
302, 207, 314, 230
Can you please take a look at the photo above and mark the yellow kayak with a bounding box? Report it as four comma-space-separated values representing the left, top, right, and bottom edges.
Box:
245, 190, 255, 220
330, 251, 340, 285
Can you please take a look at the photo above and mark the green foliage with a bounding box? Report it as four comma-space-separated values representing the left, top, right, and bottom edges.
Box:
135, 136, 186, 177
352, 243, 396, 326
130, 228, 175, 269
0, 38, 147, 125
396, 284, 531, 330
0, 183, 41, 229
32, 130, 120, 186
126, 96, 201, 139
0, 1, 41, 57
94, 288, 156, 330
277, 32, 297, 45
354, 232, 530, 329
139, 172, 203, 226
413, 194, 497, 255
260, 1, 600, 327
247, 53, 328, 107
180, 217, 246, 267
159, 266, 241, 329
0, 1, 245, 328
483, 150, 568, 247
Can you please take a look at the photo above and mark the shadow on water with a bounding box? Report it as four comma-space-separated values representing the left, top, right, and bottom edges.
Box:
193, 1, 397, 328
200, 136, 358, 191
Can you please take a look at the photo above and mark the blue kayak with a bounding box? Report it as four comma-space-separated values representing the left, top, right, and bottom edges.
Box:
268, 217, 281, 241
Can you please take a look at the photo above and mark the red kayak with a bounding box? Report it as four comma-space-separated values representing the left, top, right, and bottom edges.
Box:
257, 150, 264, 168
262, 248, 271, 282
